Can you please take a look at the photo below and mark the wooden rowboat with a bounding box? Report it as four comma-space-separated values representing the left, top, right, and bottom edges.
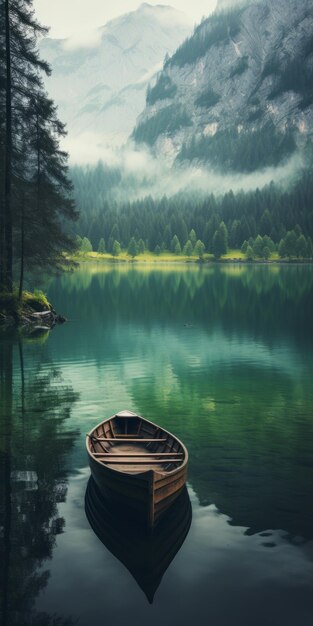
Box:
86, 410, 188, 528
85, 478, 192, 603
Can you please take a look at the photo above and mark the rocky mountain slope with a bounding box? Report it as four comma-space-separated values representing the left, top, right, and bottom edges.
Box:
132, 0, 313, 172
40, 3, 192, 159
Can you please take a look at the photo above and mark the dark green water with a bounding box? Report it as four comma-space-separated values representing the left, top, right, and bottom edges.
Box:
1, 263, 313, 625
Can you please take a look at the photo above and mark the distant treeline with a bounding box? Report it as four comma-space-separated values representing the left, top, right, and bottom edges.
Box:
73, 166, 313, 257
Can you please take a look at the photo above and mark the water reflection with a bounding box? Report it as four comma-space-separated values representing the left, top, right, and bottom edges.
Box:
0, 263, 311, 625
0, 337, 79, 626
48, 263, 313, 541
85, 478, 192, 604
51, 263, 313, 340
133, 358, 313, 539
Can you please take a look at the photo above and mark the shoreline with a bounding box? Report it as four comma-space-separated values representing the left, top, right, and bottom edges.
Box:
2, 255, 312, 331
0, 291, 66, 333
71, 252, 313, 266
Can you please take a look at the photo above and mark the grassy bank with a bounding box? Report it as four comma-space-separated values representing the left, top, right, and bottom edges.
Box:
71, 249, 289, 264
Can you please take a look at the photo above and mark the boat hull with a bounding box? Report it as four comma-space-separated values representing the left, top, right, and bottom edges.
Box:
86, 411, 188, 528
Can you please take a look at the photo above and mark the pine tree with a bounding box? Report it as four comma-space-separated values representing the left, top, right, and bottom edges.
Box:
2, 0, 50, 290
0, 0, 77, 293
240, 215, 251, 243
189, 228, 197, 247
127, 237, 138, 258
138, 238, 145, 254
174, 241, 181, 255
98, 238, 106, 253
204, 213, 220, 251
241, 240, 248, 253
20, 93, 77, 280
81, 237, 92, 253
109, 224, 120, 247
112, 240, 121, 257
278, 239, 286, 258
253, 235, 264, 258
284, 230, 297, 257
263, 246, 271, 260
194, 240, 205, 259
183, 240, 193, 257
163, 224, 172, 249
295, 235, 307, 258
246, 245, 254, 260
230, 220, 241, 248
212, 222, 228, 259
0, 4, 5, 286
171, 234, 180, 253
262, 235, 275, 252
260, 209, 272, 236
75, 235, 83, 250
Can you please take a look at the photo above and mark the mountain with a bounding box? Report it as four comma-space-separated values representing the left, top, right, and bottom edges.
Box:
132, 0, 313, 172
40, 4, 192, 160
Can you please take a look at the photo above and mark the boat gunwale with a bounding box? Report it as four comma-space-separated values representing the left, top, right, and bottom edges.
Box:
86, 411, 188, 477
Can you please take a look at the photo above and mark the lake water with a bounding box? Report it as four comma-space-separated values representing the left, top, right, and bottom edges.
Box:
1, 263, 313, 625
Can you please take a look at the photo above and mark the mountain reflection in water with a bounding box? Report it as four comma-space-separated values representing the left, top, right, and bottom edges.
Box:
1, 263, 313, 626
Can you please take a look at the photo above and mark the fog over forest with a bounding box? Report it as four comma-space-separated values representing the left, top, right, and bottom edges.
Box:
70, 144, 304, 204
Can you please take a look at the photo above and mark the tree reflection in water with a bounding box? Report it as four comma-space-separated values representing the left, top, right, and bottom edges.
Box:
49, 263, 313, 540
0, 335, 79, 626
53, 263, 313, 342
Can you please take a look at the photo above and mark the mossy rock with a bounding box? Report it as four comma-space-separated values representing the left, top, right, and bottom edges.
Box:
22, 290, 51, 312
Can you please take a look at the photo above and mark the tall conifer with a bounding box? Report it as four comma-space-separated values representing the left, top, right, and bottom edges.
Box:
0, 0, 77, 294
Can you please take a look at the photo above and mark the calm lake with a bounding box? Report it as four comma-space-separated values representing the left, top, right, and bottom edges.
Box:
1, 263, 313, 626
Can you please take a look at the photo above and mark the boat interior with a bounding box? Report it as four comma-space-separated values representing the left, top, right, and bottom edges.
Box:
88, 411, 185, 473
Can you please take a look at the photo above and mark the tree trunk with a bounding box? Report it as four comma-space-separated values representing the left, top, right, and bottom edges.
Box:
0, 163, 4, 288
4, 0, 13, 292
36, 111, 41, 215
18, 193, 25, 300
0, 217, 4, 289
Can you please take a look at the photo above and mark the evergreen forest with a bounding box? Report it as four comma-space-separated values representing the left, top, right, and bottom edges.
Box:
71, 163, 313, 260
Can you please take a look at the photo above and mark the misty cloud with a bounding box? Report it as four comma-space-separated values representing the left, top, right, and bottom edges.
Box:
68, 138, 304, 202
34, 1, 217, 39
62, 29, 103, 51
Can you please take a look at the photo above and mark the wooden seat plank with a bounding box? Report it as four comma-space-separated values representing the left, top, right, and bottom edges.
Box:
93, 452, 183, 457
90, 437, 167, 443
97, 454, 183, 465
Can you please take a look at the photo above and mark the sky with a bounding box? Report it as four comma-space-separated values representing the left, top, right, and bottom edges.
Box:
33, 1, 218, 39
